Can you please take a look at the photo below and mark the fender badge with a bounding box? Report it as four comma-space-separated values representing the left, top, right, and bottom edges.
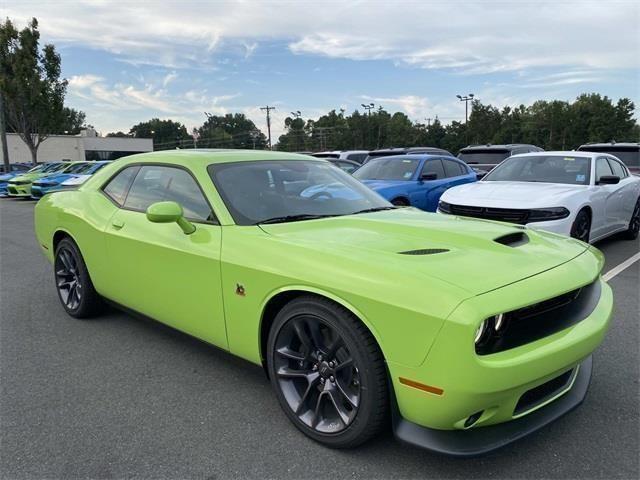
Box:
235, 283, 246, 296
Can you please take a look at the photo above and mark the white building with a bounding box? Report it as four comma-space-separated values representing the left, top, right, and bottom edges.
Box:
1, 129, 153, 163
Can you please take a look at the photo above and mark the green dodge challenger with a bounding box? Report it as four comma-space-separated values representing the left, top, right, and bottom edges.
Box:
34, 150, 612, 455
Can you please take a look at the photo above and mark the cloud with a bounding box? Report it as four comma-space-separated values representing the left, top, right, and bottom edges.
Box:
5, 2, 638, 73
162, 71, 178, 87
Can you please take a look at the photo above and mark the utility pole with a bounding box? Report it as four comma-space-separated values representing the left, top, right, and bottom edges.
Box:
0, 93, 10, 171
456, 93, 474, 144
291, 111, 301, 151
261, 105, 276, 150
425, 117, 432, 127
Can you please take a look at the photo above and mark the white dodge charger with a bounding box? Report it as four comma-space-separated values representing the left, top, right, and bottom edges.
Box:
438, 151, 640, 243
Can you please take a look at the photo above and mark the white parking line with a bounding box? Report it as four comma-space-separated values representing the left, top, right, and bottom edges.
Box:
603, 251, 640, 282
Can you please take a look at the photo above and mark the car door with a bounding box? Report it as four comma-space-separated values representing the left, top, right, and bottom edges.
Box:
101, 164, 227, 348
591, 157, 618, 238
442, 158, 473, 189
607, 157, 636, 229
417, 158, 448, 211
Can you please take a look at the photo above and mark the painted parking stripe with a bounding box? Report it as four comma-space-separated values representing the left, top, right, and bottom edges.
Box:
603, 251, 640, 282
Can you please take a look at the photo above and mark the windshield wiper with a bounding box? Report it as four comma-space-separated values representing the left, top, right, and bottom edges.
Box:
351, 206, 398, 215
257, 214, 338, 225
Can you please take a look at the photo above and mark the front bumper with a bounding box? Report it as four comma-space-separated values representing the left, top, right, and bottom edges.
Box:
388, 248, 612, 455
393, 355, 593, 457
30, 184, 56, 199
7, 183, 32, 197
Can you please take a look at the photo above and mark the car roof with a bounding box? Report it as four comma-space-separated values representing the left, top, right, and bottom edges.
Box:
510, 151, 600, 159
459, 144, 542, 151
118, 149, 318, 167
577, 142, 639, 149
366, 154, 454, 161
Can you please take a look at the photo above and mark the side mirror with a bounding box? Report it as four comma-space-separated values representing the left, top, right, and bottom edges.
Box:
420, 172, 438, 181
597, 175, 620, 185
146, 201, 196, 234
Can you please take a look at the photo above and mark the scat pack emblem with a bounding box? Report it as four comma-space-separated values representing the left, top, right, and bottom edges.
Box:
235, 283, 246, 296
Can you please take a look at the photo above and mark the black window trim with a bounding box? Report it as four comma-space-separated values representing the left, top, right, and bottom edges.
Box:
100, 162, 219, 225
606, 156, 629, 179
441, 156, 469, 177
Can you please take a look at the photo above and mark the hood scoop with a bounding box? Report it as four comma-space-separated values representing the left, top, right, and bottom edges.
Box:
399, 248, 449, 255
494, 231, 529, 247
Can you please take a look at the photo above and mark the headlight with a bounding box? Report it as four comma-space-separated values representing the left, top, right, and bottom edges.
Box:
438, 201, 451, 213
474, 319, 489, 344
527, 207, 570, 222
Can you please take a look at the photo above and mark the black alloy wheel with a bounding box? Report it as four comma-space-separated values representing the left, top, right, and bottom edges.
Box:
55, 246, 83, 311
272, 315, 361, 434
267, 296, 388, 448
54, 237, 103, 318
624, 198, 640, 240
570, 209, 591, 243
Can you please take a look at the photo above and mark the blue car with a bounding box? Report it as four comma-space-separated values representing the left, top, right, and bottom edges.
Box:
31, 161, 110, 199
352, 154, 476, 211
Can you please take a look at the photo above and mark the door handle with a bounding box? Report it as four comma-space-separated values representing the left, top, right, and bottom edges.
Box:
112, 219, 125, 229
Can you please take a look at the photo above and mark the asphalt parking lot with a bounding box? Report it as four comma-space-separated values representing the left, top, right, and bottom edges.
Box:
1, 198, 638, 480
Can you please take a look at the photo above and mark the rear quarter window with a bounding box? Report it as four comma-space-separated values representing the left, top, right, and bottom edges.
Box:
102, 166, 140, 206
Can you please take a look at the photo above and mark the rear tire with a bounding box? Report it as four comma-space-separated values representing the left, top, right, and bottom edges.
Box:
54, 237, 103, 318
570, 209, 591, 243
623, 198, 640, 240
267, 296, 388, 448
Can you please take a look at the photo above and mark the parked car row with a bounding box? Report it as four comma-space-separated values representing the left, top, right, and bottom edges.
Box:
0, 161, 111, 198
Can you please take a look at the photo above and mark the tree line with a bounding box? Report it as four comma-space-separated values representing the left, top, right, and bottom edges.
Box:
276, 94, 639, 153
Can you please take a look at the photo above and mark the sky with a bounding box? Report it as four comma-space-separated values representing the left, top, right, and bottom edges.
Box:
5, 1, 640, 140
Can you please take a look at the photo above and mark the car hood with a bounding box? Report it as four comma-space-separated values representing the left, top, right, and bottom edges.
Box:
360, 180, 413, 191
35, 173, 74, 185
442, 181, 584, 208
10, 172, 45, 183
259, 208, 588, 295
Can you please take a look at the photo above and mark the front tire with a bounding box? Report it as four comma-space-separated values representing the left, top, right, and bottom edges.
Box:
267, 296, 388, 448
570, 209, 591, 243
54, 237, 103, 318
623, 198, 640, 240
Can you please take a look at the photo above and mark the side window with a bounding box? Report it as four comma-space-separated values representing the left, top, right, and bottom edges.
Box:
608, 158, 627, 179
103, 166, 140, 206
421, 159, 446, 179
124, 166, 215, 222
337, 161, 357, 174
442, 159, 465, 177
347, 153, 367, 163
595, 157, 613, 182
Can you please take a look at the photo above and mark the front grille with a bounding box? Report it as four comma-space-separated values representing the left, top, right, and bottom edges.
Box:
9, 180, 29, 186
476, 279, 601, 355
448, 203, 530, 224
514, 369, 574, 415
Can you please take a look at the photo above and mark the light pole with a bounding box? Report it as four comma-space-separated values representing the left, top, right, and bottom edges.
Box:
361, 103, 374, 115
456, 93, 474, 143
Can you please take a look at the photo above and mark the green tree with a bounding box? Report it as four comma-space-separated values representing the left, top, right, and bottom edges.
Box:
0, 18, 83, 165
129, 118, 191, 150
196, 113, 267, 149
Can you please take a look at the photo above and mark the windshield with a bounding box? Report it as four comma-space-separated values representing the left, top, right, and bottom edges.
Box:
484, 155, 591, 185
353, 157, 420, 181
27, 165, 47, 173
458, 149, 511, 165
578, 146, 639, 167
209, 160, 391, 225
64, 163, 91, 174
